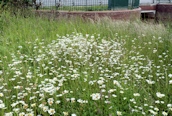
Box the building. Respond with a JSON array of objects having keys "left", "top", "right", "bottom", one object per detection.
[{"left": 140, "top": 0, "right": 172, "bottom": 21}]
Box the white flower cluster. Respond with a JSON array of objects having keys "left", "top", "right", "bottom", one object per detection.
[
  {"left": 1, "top": 32, "right": 172, "bottom": 115},
  {"left": 156, "top": 92, "right": 165, "bottom": 98},
  {"left": 90, "top": 93, "right": 101, "bottom": 100}
]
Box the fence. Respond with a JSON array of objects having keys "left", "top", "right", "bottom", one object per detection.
[
  {"left": 37, "top": 0, "right": 108, "bottom": 11},
  {"left": 157, "top": 0, "right": 172, "bottom": 3},
  {"left": 140, "top": 0, "right": 172, "bottom": 4},
  {"left": 108, "top": 0, "right": 140, "bottom": 9},
  {"left": 36, "top": 0, "right": 140, "bottom": 11}
]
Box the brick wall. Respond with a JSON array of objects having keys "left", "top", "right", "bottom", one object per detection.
[
  {"left": 156, "top": 4, "right": 172, "bottom": 21},
  {"left": 36, "top": 8, "right": 141, "bottom": 21}
]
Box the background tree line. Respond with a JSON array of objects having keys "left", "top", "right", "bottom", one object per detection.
[{"left": 0, "top": 0, "right": 41, "bottom": 10}]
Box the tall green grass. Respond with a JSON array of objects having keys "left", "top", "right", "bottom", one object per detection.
[
  {"left": 0, "top": 12, "right": 172, "bottom": 116},
  {"left": 0, "top": 13, "right": 168, "bottom": 54}
]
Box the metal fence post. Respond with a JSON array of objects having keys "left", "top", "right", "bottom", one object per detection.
[
  {"left": 108, "top": 0, "right": 112, "bottom": 10},
  {"left": 128, "top": 0, "right": 132, "bottom": 9},
  {"left": 86, "top": 0, "right": 87, "bottom": 10},
  {"left": 132, "top": 0, "right": 134, "bottom": 9},
  {"left": 55, "top": 0, "right": 56, "bottom": 10}
]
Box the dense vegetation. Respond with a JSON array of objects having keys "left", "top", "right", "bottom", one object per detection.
[{"left": 0, "top": 10, "right": 172, "bottom": 116}]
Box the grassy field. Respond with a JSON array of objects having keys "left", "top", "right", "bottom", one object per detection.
[{"left": 0, "top": 11, "right": 172, "bottom": 116}]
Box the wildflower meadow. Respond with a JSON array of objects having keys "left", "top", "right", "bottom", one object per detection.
[{"left": 0, "top": 12, "right": 172, "bottom": 116}]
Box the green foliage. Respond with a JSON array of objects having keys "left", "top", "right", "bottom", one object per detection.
[
  {"left": 0, "top": 0, "right": 9, "bottom": 5},
  {"left": 57, "top": 5, "right": 108, "bottom": 11}
]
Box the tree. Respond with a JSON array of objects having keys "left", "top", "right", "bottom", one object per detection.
[{"left": 0, "top": 0, "right": 41, "bottom": 10}]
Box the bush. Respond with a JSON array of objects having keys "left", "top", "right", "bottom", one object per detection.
[{"left": 1, "top": 0, "right": 41, "bottom": 11}]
